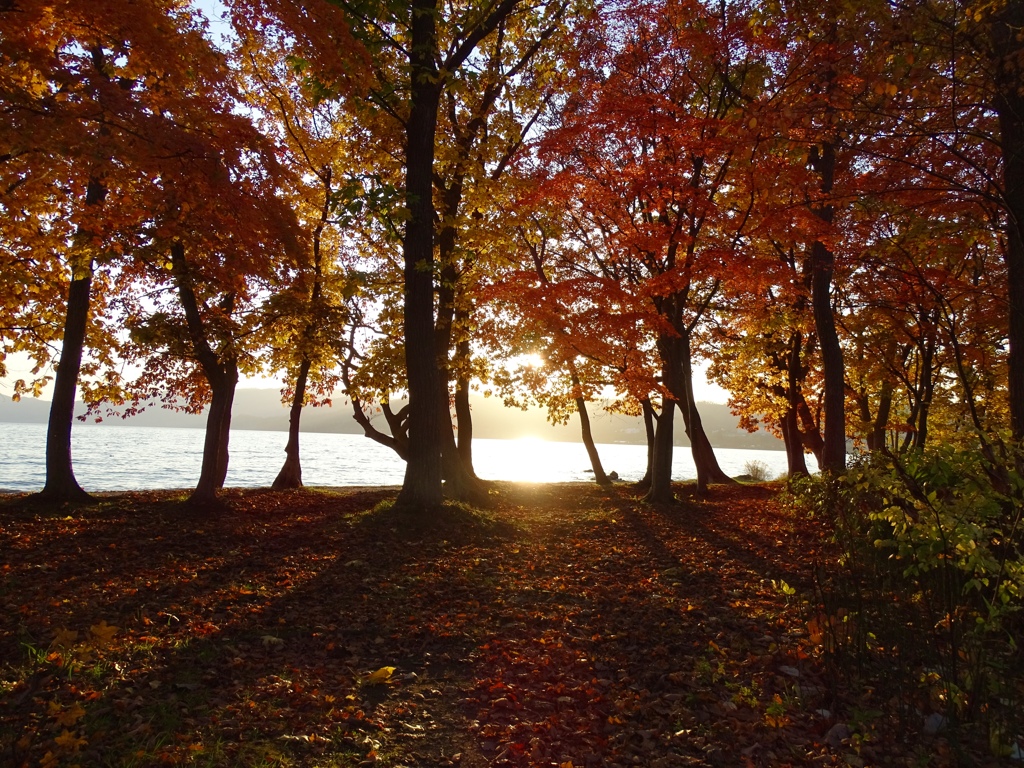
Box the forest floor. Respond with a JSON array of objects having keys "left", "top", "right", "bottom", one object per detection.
[{"left": 0, "top": 482, "right": 1006, "bottom": 767}]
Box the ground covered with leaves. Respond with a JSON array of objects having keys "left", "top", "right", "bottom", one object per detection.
[{"left": 0, "top": 482, "right": 1009, "bottom": 767}]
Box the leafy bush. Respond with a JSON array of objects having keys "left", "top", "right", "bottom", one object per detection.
[
  {"left": 743, "top": 459, "right": 773, "bottom": 482},
  {"left": 790, "top": 443, "right": 1024, "bottom": 755}
]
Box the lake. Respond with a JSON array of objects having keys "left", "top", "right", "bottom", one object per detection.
[{"left": 0, "top": 422, "right": 792, "bottom": 493}]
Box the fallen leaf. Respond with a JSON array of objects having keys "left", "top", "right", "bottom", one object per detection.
[
  {"left": 51, "top": 628, "right": 78, "bottom": 649},
  {"left": 54, "top": 729, "right": 87, "bottom": 752},
  {"left": 363, "top": 666, "right": 396, "bottom": 685},
  {"left": 88, "top": 621, "right": 117, "bottom": 646}
]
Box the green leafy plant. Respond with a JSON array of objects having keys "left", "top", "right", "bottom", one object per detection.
[{"left": 791, "top": 442, "right": 1024, "bottom": 754}]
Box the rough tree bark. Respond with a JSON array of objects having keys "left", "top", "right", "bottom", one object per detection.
[
  {"left": 394, "top": 0, "right": 446, "bottom": 511},
  {"left": 37, "top": 178, "right": 107, "bottom": 503},
  {"left": 990, "top": 4, "right": 1024, "bottom": 440},
  {"left": 170, "top": 241, "right": 239, "bottom": 506},
  {"left": 808, "top": 140, "right": 846, "bottom": 472},
  {"left": 569, "top": 364, "right": 610, "bottom": 485},
  {"left": 675, "top": 331, "right": 735, "bottom": 492},
  {"left": 273, "top": 357, "right": 311, "bottom": 490},
  {"left": 646, "top": 333, "right": 680, "bottom": 504}
]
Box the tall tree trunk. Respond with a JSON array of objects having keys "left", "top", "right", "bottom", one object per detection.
[
  {"left": 635, "top": 398, "right": 656, "bottom": 491},
  {"left": 454, "top": 338, "right": 476, "bottom": 475},
  {"left": 865, "top": 381, "right": 893, "bottom": 452},
  {"left": 809, "top": 140, "right": 846, "bottom": 472},
  {"left": 795, "top": 394, "right": 825, "bottom": 467},
  {"left": 570, "top": 364, "right": 610, "bottom": 485},
  {"left": 784, "top": 332, "right": 810, "bottom": 476},
  {"left": 273, "top": 357, "right": 311, "bottom": 490},
  {"left": 646, "top": 391, "right": 675, "bottom": 503},
  {"left": 169, "top": 241, "right": 239, "bottom": 506},
  {"left": 991, "top": 4, "right": 1024, "bottom": 440},
  {"left": 435, "top": 269, "right": 482, "bottom": 500},
  {"left": 193, "top": 366, "right": 238, "bottom": 505},
  {"left": 913, "top": 351, "right": 933, "bottom": 450},
  {"left": 780, "top": 405, "right": 808, "bottom": 477},
  {"left": 675, "top": 331, "right": 735, "bottom": 490},
  {"left": 395, "top": 0, "right": 445, "bottom": 511},
  {"left": 37, "top": 178, "right": 106, "bottom": 503},
  {"left": 646, "top": 335, "right": 678, "bottom": 503},
  {"left": 40, "top": 272, "right": 93, "bottom": 502},
  {"left": 273, "top": 164, "right": 330, "bottom": 491}
]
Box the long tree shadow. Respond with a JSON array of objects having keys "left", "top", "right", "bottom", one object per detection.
[
  {"left": 1, "top": 483, "right": 834, "bottom": 768},
  {"left": 0, "top": 486, "right": 521, "bottom": 766}
]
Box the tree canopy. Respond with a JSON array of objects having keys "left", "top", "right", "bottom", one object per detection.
[{"left": 0, "top": 0, "right": 1021, "bottom": 505}]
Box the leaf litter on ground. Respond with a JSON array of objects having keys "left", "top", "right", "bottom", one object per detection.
[{"left": 0, "top": 482, "right": 1005, "bottom": 767}]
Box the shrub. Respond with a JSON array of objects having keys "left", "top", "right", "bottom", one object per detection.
[
  {"left": 743, "top": 459, "right": 772, "bottom": 482},
  {"left": 790, "top": 443, "right": 1024, "bottom": 756}
]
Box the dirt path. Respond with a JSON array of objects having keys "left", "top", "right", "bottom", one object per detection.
[{"left": 0, "top": 483, "right": 922, "bottom": 766}]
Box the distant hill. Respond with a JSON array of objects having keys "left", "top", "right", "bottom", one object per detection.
[{"left": 0, "top": 389, "right": 783, "bottom": 450}]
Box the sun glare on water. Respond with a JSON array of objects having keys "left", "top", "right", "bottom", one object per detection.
[
  {"left": 478, "top": 434, "right": 576, "bottom": 483},
  {"left": 515, "top": 434, "right": 546, "bottom": 445}
]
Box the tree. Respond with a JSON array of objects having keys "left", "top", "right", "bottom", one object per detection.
[
  {"left": 233, "top": 0, "right": 573, "bottom": 509},
  {"left": 233, "top": 21, "right": 364, "bottom": 490},
  {"left": 533, "top": 0, "right": 762, "bottom": 499},
  {"left": 0, "top": 0, "right": 270, "bottom": 501}
]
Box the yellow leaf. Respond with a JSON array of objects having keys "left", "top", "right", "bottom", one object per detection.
[
  {"left": 88, "top": 621, "right": 118, "bottom": 646},
  {"left": 363, "top": 666, "right": 396, "bottom": 685},
  {"left": 54, "top": 729, "right": 87, "bottom": 752},
  {"left": 51, "top": 628, "right": 78, "bottom": 649}
]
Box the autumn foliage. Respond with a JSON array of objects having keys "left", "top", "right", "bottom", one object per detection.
[{"left": 2, "top": 0, "right": 1023, "bottom": 760}]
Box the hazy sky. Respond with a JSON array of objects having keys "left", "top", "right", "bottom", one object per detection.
[{"left": 0, "top": 351, "right": 730, "bottom": 404}]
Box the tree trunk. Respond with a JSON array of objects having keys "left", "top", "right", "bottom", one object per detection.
[
  {"left": 273, "top": 357, "right": 311, "bottom": 490},
  {"left": 676, "top": 331, "right": 735, "bottom": 490},
  {"left": 454, "top": 342, "right": 476, "bottom": 475},
  {"left": 780, "top": 405, "right": 809, "bottom": 477},
  {"left": 646, "top": 335, "right": 678, "bottom": 503},
  {"left": 634, "top": 398, "right": 656, "bottom": 491},
  {"left": 863, "top": 381, "right": 893, "bottom": 452},
  {"left": 169, "top": 241, "right": 239, "bottom": 506},
  {"left": 914, "top": 355, "right": 933, "bottom": 450},
  {"left": 395, "top": 0, "right": 445, "bottom": 511},
  {"left": 39, "top": 271, "right": 93, "bottom": 503},
  {"left": 646, "top": 391, "right": 675, "bottom": 503},
  {"left": 795, "top": 394, "right": 825, "bottom": 467},
  {"left": 192, "top": 366, "right": 238, "bottom": 505},
  {"left": 783, "top": 332, "right": 809, "bottom": 476},
  {"left": 809, "top": 141, "right": 846, "bottom": 472},
  {"left": 570, "top": 365, "right": 610, "bottom": 485},
  {"left": 991, "top": 4, "right": 1024, "bottom": 440},
  {"left": 37, "top": 178, "right": 106, "bottom": 503}
]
